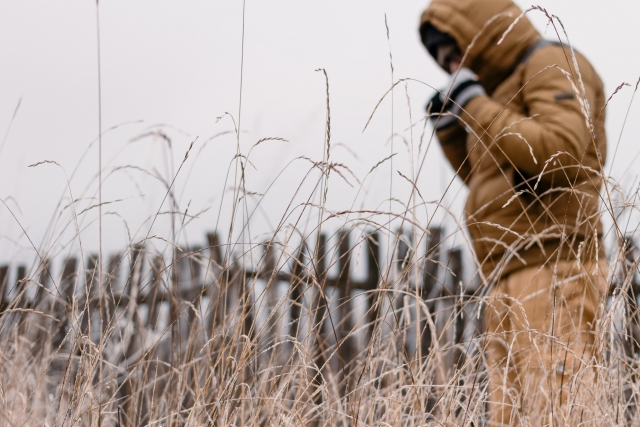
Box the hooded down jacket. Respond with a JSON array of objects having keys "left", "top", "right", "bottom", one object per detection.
[{"left": 420, "top": 0, "right": 607, "bottom": 281}]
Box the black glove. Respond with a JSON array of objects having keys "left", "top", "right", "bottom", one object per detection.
[{"left": 426, "top": 68, "right": 485, "bottom": 131}]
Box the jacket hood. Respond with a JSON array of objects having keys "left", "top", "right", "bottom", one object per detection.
[{"left": 420, "top": 0, "right": 540, "bottom": 93}]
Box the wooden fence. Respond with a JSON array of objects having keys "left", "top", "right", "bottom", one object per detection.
[
  {"left": 7, "top": 231, "right": 640, "bottom": 358},
  {"left": 0, "top": 227, "right": 480, "bottom": 358}
]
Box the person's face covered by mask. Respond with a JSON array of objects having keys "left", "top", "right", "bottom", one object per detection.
[
  {"left": 420, "top": 23, "right": 462, "bottom": 74},
  {"left": 436, "top": 43, "right": 462, "bottom": 74}
]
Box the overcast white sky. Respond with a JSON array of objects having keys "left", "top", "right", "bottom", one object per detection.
[{"left": 0, "top": 0, "right": 638, "bottom": 265}]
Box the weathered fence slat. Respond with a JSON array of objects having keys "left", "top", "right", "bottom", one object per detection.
[
  {"left": 0, "top": 266, "right": 9, "bottom": 312},
  {"left": 421, "top": 227, "right": 442, "bottom": 357},
  {"left": 36, "top": 258, "right": 52, "bottom": 307},
  {"left": 146, "top": 255, "right": 165, "bottom": 330},
  {"left": 52, "top": 257, "right": 77, "bottom": 349},
  {"left": 337, "top": 230, "right": 357, "bottom": 377}
]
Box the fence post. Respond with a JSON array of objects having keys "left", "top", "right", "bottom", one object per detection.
[
  {"left": 107, "top": 252, "right": 121, "bottom": 295},
  {"left": 336, "top": 229, "right": 356, "bottom": 385},
  {"left": 146, "top": 255, "right": 165, "bottom": 330},
  {"left": 13, "top": 265, "right": 28, "bottom": 334},
  {"left": 310, "top": 233, "right": 328, "bottom": 418},
  {"left": 207, "top": 232, "right": 223, "bottom": 273},
  {"left": 262, "top": 241, "right": 280, "bottom": 354},
  {"left": 397, "top": 229, "right": 411, "bottom": 273},
  {"left": 365, "top": 232, "right": 380, "bottom": 337},
  {"left": 170, "top": 248, "right": 180, "bottom": 357},
  {"left": 52, "top": 257, "right": 78, "bottom": 349},
  {"left": 394, "top": 229, "right": 414, "bottom": 354},
  {"left": 421, "top": 227, "right": 442, "bottom": 358},
  {"left": 84, "top": 255, "right": 98, "bottom": 299},
  {"left": 30, "top": 260, "right": 52, "bottom": 356},
  {"left": 36, "top": 258, "right": 52, "bottom": 307},
  {"left": 312, "top": 233, "right": 328, "bottom": 341},
  {"left": 99, "top": 253, "right": 121, "bottom": 334},
  {"left": 175, "top": 248, "right": 192, "bottom": 326},
  {"left": 126, "top": 245, "right": 145, "bottom": 366},
  {"left": 61, "top": 258, "right": 77, "bottom": 299},
  {"left": 187, "top": 246, "right": 203, "bottom": 326},
  {"left": 420, "top": 227, "right": 442, "bottom": 415},
  {"left": 0, "top": 266, "right": 8, "bottom": 313},
  {"left": 15, "top": 265, "right": 27, "bottom": 307},
  {"left": 288, "top": 242, "right": 308, "bottom": 341},
  {"left": 80, "top": 255, "right": 98, "bottom": 337},
  {"left": 448, "top": 249, "right": 465, "bottom": 370},
  {"left": 128, "top": 244, "right": 144, "bottom": 297},
  {"left": 205, "top": 232, "right": 223, "bottom": 337}
]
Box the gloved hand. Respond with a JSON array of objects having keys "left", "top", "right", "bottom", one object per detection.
[{"left": 426, "top": 68, "right": 485, "bottom": 131}]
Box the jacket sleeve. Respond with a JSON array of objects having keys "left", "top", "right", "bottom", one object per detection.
[
  {"left": 460, "top": 46, "right": 600, "bottom": 186},
  {"left": 436, "top": 122, "right": 472, "bottom": 184}
]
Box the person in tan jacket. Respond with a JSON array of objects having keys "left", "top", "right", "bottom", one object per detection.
[{"left": 419, "top": 0, "right": 609, "bottom": 425}]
